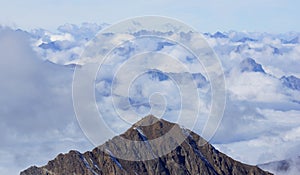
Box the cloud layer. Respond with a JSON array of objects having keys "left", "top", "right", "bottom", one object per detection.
[{"left": 1, "top": 24, "right": 300, "bottom": 174}]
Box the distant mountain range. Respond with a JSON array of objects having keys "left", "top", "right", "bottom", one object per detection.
[
  {"left": 21, "top": 116, "right": 272, "bottom": 175},
  {"left": 24, "top": 24, "right": 300, "bottom": 93}
]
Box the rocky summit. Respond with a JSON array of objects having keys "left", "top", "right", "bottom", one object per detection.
[{"left": 21, "top": 115, "right": 272, "bottom": 175}]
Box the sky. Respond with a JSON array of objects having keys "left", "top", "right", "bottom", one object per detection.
[{"left": 0, "top": 0, "right": 300, "bottom": 32}]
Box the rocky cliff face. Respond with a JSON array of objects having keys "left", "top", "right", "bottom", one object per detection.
[{"left": 21, "top": 115, "right": 272, "bottom": 175}]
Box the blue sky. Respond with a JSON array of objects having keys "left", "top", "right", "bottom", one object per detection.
[{"left": 0, "top": 0, "right": 299, "bottom": 32}]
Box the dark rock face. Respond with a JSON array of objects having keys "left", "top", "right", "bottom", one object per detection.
[{"left": 21, "top": 115, "right": 272, "bottom": 175}]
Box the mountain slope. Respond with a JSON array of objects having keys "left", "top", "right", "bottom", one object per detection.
[{"left": 20, "top": 115, "right": 272, "bottom": 175}]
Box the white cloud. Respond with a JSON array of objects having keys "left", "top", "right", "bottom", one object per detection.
[
  {"left": 1, "top": 24, "right": 300, "bottom": 174},
  {"left": 0, "top": 28, "right": 92, "bottom": 174},
  {"left": 49, "top": 33, "right": 74, "bottom": 42},
  {"left": 214, "top": 108, "right": 300, "bottom": 165},
  {"left": 227, "top": 71, "right": 287, "bottom": 102}
]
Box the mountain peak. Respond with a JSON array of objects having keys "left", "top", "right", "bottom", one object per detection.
[
  {"left": 21, "top": 116, "right": 272, "bottom": 175},
  {"left": 212, "top": 31, "right": 228, "bottom": 38},
  {"left": 121, "top": 115, "right": 176, "bottom": 141},
  {"left": 133, "top": 114, "right": 163, "bottom": 127},
  {"left": 240, "top": 57, "right": 266, "bottom": 73},
  {"left": 280, "top": 75, "right": 300, "bottom": 90}
]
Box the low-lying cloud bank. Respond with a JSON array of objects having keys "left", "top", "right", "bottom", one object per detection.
[{"left": 0, "top": 27, "right": 93, "bottom": 174}]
